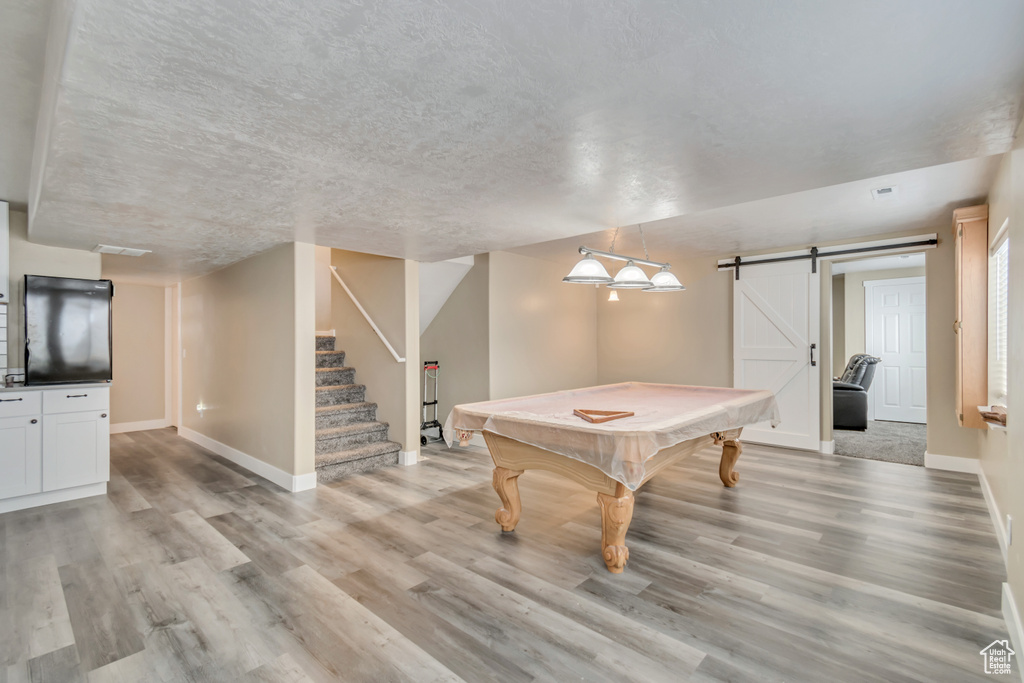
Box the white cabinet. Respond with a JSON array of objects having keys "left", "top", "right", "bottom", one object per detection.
[
  {"left": 0, "top": 415, "right": 42, "bottom": 499},
  {"left": 0, "top": 384, "right": 109, "bottom": 512},
  {"left": 43, "top": 410, "right": 109, "bottom": 491}
]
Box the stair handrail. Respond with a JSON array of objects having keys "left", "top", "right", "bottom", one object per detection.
[{"left": 329, "top": 265, "right": 406, "bottom": 363}]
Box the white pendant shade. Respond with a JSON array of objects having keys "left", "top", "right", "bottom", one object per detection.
[
  {"left": 608, "top": 290, "right": 619, "bottom": 302},
  {"left": 607, "top": 260, "right": 652, "bottom": 289},
  {"left": 644, "top": 267, "right": 686, "bottom": 292},
  {"left": 562, "top": 254, "right": 613, "bottom": 284}
]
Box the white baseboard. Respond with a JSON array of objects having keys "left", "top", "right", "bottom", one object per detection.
[
  {"left": 0, "top": 482, "right": 107, "bottom": 514},
  {"left": 980, "top": 467, "right": 1009, "bottom": 563},
  {"left": 315, "top": 329, "right": 336, "bottom": 337},
  {"left": 178, "top": 427, "right": 317, "bottom": 492},
  {"left": 820, "top": 440, "right": 835, "bottom": 454},
  {"left": 924, "top": 452, "right": 980, "bottom": 473},
  {"left": 1002, "top": 583, "right": 1024, "bottom": 683},
  {"left": 110, "top": 418, "right": 171, "bottom": 434},
  {"left": 399, "top": 449, "right": 418, "bottom": 466}
]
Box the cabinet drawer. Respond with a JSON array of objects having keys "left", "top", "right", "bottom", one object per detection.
[
  {"left": 0, "top": 391, "right": 42, "bottom": 418},
  {"left": 43, "top": 387, "right": 109, "bottom": 415}
]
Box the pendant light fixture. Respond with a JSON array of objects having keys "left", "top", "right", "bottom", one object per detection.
[
  {"left": 607, "top": 260, "right": 653, "bottom": 289},
  {"left": 608, "top": 290, "right": 619, "bottom": 302},
  {"left": 644, "top": 266, "right": 686, "bottom": 292},
  {"left": 561, "top": 253, "right": 613, "bottom": 284},
  {"left": 562, "top": 224, "right": 685, "bottom": 294}
]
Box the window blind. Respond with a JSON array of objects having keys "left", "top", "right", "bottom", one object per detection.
[{"left": 991, "top": 238, "right": 1009, "bottom": 402}]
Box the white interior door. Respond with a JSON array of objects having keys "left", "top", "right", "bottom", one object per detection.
[
  {"left": 865, "top": 277, "right": 927, "bottom": 423},
  {"left": 733, "top": 260, "right": 820, "bottom": 450}
]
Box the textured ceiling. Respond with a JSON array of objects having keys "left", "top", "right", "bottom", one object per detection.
[
  {"left": 509, "top": 155, "right": 1002, "bottom": 265},
  {"left": 13, "top": 0, "right": 1024, "bottom": 282}
]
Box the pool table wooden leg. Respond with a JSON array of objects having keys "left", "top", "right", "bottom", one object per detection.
[
  {"left": 597, "top": 483, "right": 634, "bottom": 573},
  {"left": 713, "top": 431, "right": 743, "bottom": 487},
  {"left": 492, "top": 466, "right": 524, "bottom": 531}
]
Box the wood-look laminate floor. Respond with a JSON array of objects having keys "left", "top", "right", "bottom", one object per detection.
[{"left": 0, "top": 428, "right": 1007, "bottom": 682}]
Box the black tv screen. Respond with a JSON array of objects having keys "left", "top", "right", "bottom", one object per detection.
[{"left": 24, "top": 275, "right": 113, "bottom": 385}]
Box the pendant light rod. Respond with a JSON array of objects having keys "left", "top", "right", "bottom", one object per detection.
[{"left": 578, "top": 246, "right": 670, "bottom": 270}]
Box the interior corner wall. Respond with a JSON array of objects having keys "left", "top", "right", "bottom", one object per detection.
[
  {"left": 832, "top": 274, "right": 846, "bottom": 376},
  {"left": 488, "top": 252, "right": 597, "bottom": 400},
  {"left": 596, "top": 255, "right": 732, "bottom": 388},
  {"left": 109, "top": 282, "right": 166, "bottom": 426},
  {"left": 6, "top": 209, "right": 101, "bottom": 363},
  {"left": 420, "top": 254, "right": 490, "bottom": 422},
  {"left": 292, "top": 243, "right": 317, "bottom": 476},
  {"left": 330, "top": 249, "right": 417, "bottom": 451},
  {"left": 979, "top": 130, "right": 1024, "bottom": 619},
  {"left": 923, "top": 237, "right": 979, "bottom": 461},
  {"left": 181, "top": 243, "right": 313, "bottom": 480}
]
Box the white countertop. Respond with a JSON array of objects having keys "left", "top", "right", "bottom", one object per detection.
[{"left": 0, "top": 382, "right": 111, "bottom": 393}]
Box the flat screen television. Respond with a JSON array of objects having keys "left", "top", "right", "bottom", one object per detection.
[{"left": 24, "top": 275, "right": 113, "bottom": 385}]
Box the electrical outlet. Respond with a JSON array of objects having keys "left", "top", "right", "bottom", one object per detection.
[{"left": 1007, "top": 514, "right": 1013, "bottom": 546}]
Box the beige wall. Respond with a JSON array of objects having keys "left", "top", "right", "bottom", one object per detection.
[
  {"left": 6, "top": 209, "right": 102, "bottom": 363},
  {"left": 979, "top": 133, "right": 1024, "bottom": 622},
  {"left": 315, "top": 245, "right": 332, "bottom": 330},
  {"left": 832, "top": 274, "right": 846, "bottom": 376},
  {"left": 182, "top": 243, "right": 315, "bottom": 477},
  {"left": 842, "top": 265, "right": 926, "bottom": 359},
  {"left": 420, "top": 254, "right": 490, "bottom": 421},
  {"left": 597, "top": 255, "right": 732, "bottom": 387},
  {"left": 923, "top": 237, "right": 978, "bottom": 460},
  {"left": 488, "top": 251, "right": 597, "bottom": 400},
  {"left": 331, "top": 249, "right": 419, "bottom": 451},
  {"left": 109, "top": 282, "right": 165, "bottom": 425}
]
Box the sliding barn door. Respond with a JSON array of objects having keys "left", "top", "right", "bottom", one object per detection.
[{"left": 733, "top": 260, "right": 821, "bottom": 450}]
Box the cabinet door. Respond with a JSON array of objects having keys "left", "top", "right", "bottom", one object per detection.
[
  {"left": 43, "top": 411, "right": 110, "bottom": 491},
  {"left": 0, "top": 415, "right": 43, "bottom": 499}
]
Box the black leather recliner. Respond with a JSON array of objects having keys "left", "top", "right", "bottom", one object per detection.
[{"left": 833, "top": 354, "right": 882, "bottom": 431}]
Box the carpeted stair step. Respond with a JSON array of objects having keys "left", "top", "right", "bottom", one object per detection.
[
  {"left": 316, "top": 351, "right": 346, "bottom": 368},
  {"left": 315, "top": 336, "right": 336, "bottom": 352},
  {"left": 315, "top": 441, "right": 402, "bottom": 482},
  {"left": 315, "top": 402, "right": 378, "bottom": 430},
  {"left": 316, "top": 383, "right": 366, "bottom": 406},
  {"left": 315, "top": 421, "right": 390, "bottom": 454},
  {"left": 315, "top": 366, "right": 356, "bottom": 386}
]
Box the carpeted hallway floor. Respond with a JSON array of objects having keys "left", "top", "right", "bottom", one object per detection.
[{"left": 834, "top": 419, "right": 927, "bottom": 466}]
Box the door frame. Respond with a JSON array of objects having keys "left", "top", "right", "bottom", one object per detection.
[{"left": 864, "top": 276, "right": 927, "bottom": 423}]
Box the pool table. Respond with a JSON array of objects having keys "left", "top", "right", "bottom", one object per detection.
[{"left": 445, "top": 382, "right": 780, "bottom": 573}]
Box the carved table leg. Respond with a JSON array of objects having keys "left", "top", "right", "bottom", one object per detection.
[
  {"left": 597, "top": 483, "right": 635, "bottom": 573},
  {"left": 492, "top": 466, "right": 524, "bottom": 531},
  {"left": 712, "top": 431, "right": 743, "bottom": 488}
]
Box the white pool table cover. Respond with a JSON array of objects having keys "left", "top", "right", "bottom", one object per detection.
[{"left": 445, "top": 382, "right": 780, "bottom": 490}]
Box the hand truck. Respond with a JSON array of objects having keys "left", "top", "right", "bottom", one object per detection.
[{"left": 420, "top": 361, "right": 443, "bottom": 446}]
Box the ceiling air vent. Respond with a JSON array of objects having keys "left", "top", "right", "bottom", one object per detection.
[
  {"left": 870, "top": 185, "right": 899, "bottom": 200},
  {"left": 93, "top": 244, "right": 152, "bottom": 256}
]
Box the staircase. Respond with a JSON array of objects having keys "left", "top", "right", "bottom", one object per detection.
[{"left": 315, "top": 335, "right": 401, "bottom": 482}]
